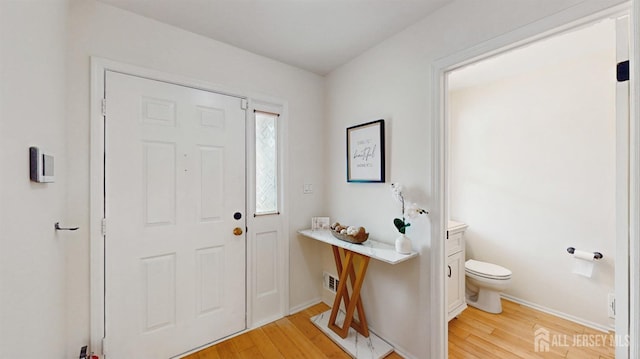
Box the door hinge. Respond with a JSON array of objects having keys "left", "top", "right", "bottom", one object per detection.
[
  {"left": 241, "top": 98, "right": 248, "bottom": 110},
  {"left": 617, "top": 60, "right": 630, "bottom": 82},
  {"left": 101, "top": 218, "right": 107, "bottom": 236},
  {"left": 101, "top": 98, "right": 107, "bottom": 116},
  {"left": 608, "top": 293, "right": 616, "bottom": 318}
]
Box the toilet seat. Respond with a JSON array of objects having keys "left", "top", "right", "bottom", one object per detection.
[{"left": 465, "top": 259, "right": 511, "bottom": 280}]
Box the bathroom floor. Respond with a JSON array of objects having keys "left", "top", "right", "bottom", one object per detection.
[{"left": 449, "top": 299, "right": 615, "bottom": 358}]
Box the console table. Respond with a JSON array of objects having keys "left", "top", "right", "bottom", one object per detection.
[{"left": 298, "top": 229, "right": 418, "bottom": 359}]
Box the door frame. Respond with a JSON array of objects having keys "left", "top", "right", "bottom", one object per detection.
[
  {"left": 429, "top": 3, "right": 637, "bottom": 358},
  {"left": 89, "top": 57, "right": 290, "bottom": 355}
]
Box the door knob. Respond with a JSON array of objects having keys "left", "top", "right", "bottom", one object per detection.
[{"left": 233, "top": 227, "right": 243, "bottom": 236}]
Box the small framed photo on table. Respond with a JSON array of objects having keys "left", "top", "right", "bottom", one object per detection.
[
  {"left": 347, "top": 119, "right": 385, "bottom": 183},
  {"left": 312, "top": 217, "right": 330, "bottom": 230}
]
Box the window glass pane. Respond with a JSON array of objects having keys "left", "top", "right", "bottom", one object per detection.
[{"left": 255, "top": 112, "right": 278, "bottom": 215}]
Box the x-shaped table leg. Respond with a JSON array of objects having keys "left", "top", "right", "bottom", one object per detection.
[{"left": 328, "top": 246, "right": 370, "bottom": 339}]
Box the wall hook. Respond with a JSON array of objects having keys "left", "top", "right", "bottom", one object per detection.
[{"left": 55, "top": 222, "right": 79, "bottom": 231}]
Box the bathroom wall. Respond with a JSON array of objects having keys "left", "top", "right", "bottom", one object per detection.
[{"left": 449, "top": 20, "right": 616, "bottom": 329}]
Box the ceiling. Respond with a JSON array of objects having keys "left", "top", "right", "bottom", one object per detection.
[{"left": 98, "top": 0, "right": 451, "bottom": 75}]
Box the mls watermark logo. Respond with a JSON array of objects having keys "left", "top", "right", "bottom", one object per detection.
[
  {"left": 534, "top": 325, "right": 629, "bottom": 352},
  {"left": 534, "top": 327, "right": 550, "bottom": 352}
]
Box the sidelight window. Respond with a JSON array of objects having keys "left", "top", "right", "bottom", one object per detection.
[{"left": 254, "top": 110, "right": 279, "bottom": 215}]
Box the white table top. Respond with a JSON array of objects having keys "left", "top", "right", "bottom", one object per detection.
[{"left": 298, "top": 229, "right": 418, "bottom": 265}]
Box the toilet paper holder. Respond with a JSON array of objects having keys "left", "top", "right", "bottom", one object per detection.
[{"left": 567, "top": 247, "right": 603, "bottom": 260}]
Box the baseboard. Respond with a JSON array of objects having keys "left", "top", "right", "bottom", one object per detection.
[
  {"left": 387, "top": 342, "right": 418, "bottom": 359},
  {"left": 363, "top": 323, "right": 422, "bottom": 359},
  {"left": 501, "top": 294, "right": 613, "bottom": 333},
  {"left": 288, "top": 297, "right": 323, "bottom": 315}
]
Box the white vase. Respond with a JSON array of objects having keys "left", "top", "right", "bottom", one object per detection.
[{"left": 395, "top": 234, "right": 412, "bottom": 254}]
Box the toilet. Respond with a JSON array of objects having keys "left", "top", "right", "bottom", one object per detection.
[{"left": 465, "top": 259, "right": 512, "bottom": 314}]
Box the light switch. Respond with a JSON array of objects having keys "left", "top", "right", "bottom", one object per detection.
[{"left": 303, "top": 183, "right": 313, "bottom": 194}]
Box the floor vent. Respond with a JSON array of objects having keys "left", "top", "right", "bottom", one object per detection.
[{"left": 323, "top": 272, "right": 339, "bottom": 293}]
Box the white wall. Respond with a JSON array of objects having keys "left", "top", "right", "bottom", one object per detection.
[
  {"left": 449, "top": 23, "right": 616, "bottom": 329},
  {"left": 0, "top": 1, "right": 69, "bottom": 357},
  {"left": 65, "top": 0, "right": 326, "bottom": 354},
  {"left": 324, "top": 0, "right": 624, "bottom": 357}
]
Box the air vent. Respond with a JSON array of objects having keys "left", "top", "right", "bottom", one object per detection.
[{"left": 323, "top": 272, "right": 339, "bottom": 293}]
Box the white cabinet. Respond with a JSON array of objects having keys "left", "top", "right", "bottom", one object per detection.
[
  {"left": 447, "top": 221, "right": 468, "bottom": 321},
  {"left": 447, "top": 251, "right": 465, "bottom": 317}
]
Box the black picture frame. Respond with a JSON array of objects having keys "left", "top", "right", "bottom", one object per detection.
[{"left": 346, "top": 119, "right": 385, "bottom": 183}]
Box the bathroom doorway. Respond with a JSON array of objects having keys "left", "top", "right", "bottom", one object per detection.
[{"left": 441, "top": 10, "right": 631, "bottom": 358}]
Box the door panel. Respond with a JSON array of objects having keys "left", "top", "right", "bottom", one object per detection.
[
  {"left": 143, "top": 141, "right": 177, "bottom": 225},
  {"left": 255, "top": 230, "right": 278, "bottom": 297},
  {"left": 195, "top": 246, "right": 224, "bottom": 315},
  {"left": 105, "top": 71, "right": 246, "bottom": 358},
  {"left": 198, "top": 146, "right": 224, "bottom": 221},
  {"left": 141, "top": 253, "right": 176, "bottom": 332}
]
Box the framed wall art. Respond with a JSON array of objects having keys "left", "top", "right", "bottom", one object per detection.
[{"left": 346, "top": 119, "right": 385, "bottom": 183}]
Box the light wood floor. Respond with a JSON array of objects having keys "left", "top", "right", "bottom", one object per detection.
[
  {"left": 184, "top": 299, "right": 614, "bottom": 359},
  {"left": 449, "top": 299, "right": 615, "bottom": 358},
  {"left": 183, "top": 302, "right": 403, "bottom": 359}
]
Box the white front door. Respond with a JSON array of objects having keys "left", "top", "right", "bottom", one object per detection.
[{"left": 104, "top": 71, "right": 246, "bottom": 358}]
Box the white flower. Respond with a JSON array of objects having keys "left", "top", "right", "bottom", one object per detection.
[
  {"left": 405, "top": 203, "right": 428, "bottom": 219},
  {"left": 390, "top": 183, "right": 404, "bottom": 203},
  {"left": 405, "top": 203, "right": 419, "bottom": 219},
  {"left": 389, "top": 183, "right": 428, "bottom": 234}
]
